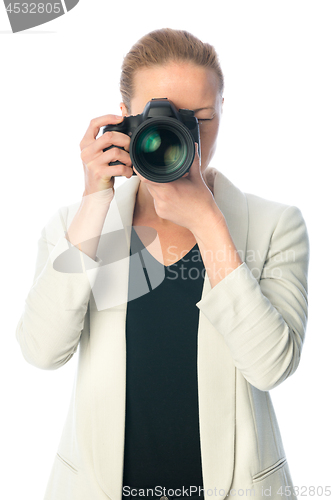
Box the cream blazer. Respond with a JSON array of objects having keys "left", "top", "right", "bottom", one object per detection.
[{"left": 16, "top": 168, "right": 309, "bottom": 500}]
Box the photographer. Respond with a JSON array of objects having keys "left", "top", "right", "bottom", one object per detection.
[{"left": 16, "top": 29, "right": 309, "bottom": 500}]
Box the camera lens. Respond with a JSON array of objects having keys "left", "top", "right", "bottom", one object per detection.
[
  {"left": 130, "top": 118, "right": 195, "bottom": 183},
  {"left": 139, "top": 127, "right": 186, "bottom": 171}
]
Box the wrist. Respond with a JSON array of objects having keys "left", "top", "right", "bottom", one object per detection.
[
  {"left": 82, "top": 187, "right": 115, "bottom": 207},
  {"left": 191, "top": 203, "right": 227, "bottom": 240}
]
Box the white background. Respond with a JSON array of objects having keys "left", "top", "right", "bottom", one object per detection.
[{"left": 1, "top": 0, "right": 332, "bottom": 498}]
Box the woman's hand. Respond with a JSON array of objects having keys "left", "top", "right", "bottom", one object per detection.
[
  {"left": 79, "top": 114, "right": 133, "bottom": 197},
  {"left": 65, "top": 114, "right": 134, "bottom": 259},
  {"left": 135, "top": 145, "right": 224, "bottom": 234}
]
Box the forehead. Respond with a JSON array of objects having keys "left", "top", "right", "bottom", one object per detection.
[{"left": 131, "top": 62, "right": 220, "bottom": 112}]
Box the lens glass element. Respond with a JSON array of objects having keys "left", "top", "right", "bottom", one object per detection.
[
  {"left": 142, "top": 131, "right": 161, "bottom": 154},
  {"left": 137, "top": 125, "right": 187, "bottom": 173}
]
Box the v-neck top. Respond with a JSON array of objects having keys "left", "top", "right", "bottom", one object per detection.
[{"left": 122, "top": 227, "right": 205, "bottom": 494}]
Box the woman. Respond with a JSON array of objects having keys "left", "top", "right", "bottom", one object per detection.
[{"left": 16, "top": 29, "right": 309, "bottom": 500}]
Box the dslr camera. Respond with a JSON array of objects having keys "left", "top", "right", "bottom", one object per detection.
[{"left": 102, "top": 98, "right": 200, "bottom": 183}]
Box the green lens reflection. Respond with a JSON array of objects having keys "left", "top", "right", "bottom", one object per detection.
[
  {"left": 164, "top": 145, "right": 181, "bottom": 165},
  {"left": 142, "top": 132, "right": 162, "bottom": 153}
]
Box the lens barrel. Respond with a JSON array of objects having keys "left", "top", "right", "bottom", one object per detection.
[{"left": 130, "top": 117, "right": 196, "bottom": 183}]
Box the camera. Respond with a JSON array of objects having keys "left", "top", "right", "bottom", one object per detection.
[{"left": 102, "top": 98, "right": 200, "bottom": 183}]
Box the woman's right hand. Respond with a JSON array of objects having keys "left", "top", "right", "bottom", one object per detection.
[{"left": 79, "top": 114, "right": 133, "bottom": 196}]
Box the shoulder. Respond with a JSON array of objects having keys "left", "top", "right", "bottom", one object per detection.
[
  {"left": 210, "top": 168, "right": 309, "bottom": 261},
  {"left": 210, "top": 167, "right": 306, "bottom": 232},
  {"left": 242, "top": 192, "right": 309, "bottom": 274},
  {"left": 244, "top": 191, "right": 307, "bottom": 234},
  {"left": 40, "top": 200, "right": 81, "bottom": 244},
  {"left": 245, "top": 191, "right": 291, "bottom": 223}
]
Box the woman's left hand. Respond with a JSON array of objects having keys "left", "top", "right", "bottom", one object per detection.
[{"left": 134, "top": 145, "right": 223, "bottom": 234}]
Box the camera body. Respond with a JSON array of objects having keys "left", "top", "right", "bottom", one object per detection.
[{"left": 102, "top": 98, "right": 200, "bottom": 183}]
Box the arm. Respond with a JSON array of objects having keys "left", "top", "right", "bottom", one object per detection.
[
  {"left": 195, "top": 205, "right": 309, "bottom": 391},
  {"left": 15, "top": 206, "right": 102, "bottom": 370},
  {"left": 191, "top": 208, "right": 243, "bottom": 287},
  {"left": 16, "top": 113, "right": 134, "bottom": 370}
]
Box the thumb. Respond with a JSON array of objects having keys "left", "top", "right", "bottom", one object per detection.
[{"left": 188, "top": 143, "right": 202, "bottom": 179}]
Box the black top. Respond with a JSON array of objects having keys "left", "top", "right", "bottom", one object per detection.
[{"left": 122, "top": 227, "right": 205, "bottom": 494}]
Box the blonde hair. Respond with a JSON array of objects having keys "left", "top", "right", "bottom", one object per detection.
[{"left": 120, "top": 28, "right": 224, "bottom": 113}]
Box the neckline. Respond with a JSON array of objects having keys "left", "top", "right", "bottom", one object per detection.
[
  {"left": 130, "top": 227, "right": 199, "bottom": 269},
  {"left": 163, "top": 243, "right": 199, "bottom": 269}
]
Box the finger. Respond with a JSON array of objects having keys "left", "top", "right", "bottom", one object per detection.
[
  {"left": 195, "top": 142, "right": 201, "bottom": 163},
  {"left": 87, "top": 131, "right": 131, "bottom": 158},
  {"left": 187, "top": 144, "right": 202, "bottom": 178},
  {"left": 100, "top": 163, "right": 134, "bottom": 180},
  {"left": 97, "top": 146, "right": 133, "bottom": 168},
  {"left": 192, "top": 143, "right": 201, "bottom": 169},
  {"left": 80, "top": 114, "right": 124, "bottom": 150}
]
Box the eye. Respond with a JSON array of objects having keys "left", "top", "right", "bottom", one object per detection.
[
  {"left": 195, "top": 113, "right": 215, "bottom": 123},
  {"left": 197, "top": 118, "right": 213, "bottom": 126},
  {"left": 194, "top": 109, "right": 216, "bottom": 125}
]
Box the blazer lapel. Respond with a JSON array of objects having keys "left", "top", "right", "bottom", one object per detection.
[
  {"left": 88, "top": 170, "right": 248, "bottom": 500},
  {"left": 88, "top": 176, "right": 141, "bottom": 500}
]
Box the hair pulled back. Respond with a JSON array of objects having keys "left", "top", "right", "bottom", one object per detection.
[{"left": 120, "top": 28, "right": 224, "bottom": 113}]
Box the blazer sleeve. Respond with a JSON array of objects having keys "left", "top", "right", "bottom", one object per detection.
[
  {"left": 15, "top": 206, "right": 102, "bottom": 370},
  {"left": 196, "top": 204, "right": 310, "bottom": 391}
]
